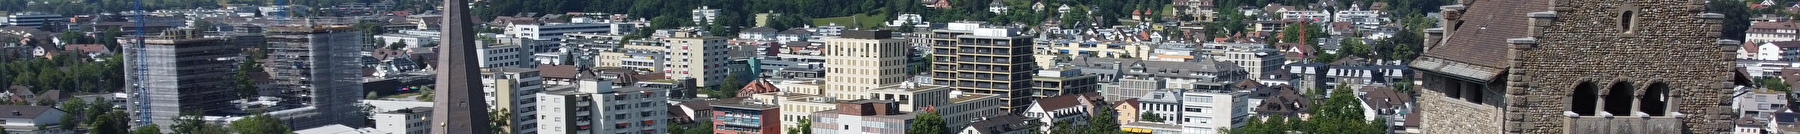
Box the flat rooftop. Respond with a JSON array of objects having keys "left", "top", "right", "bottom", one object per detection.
[{"left": 948, "top": 93, "right": 997, "bottom": 103}]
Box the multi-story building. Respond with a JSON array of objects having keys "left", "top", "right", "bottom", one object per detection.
[
  {"left": 536, "top": 78, "right": 669, "bottom": 134},
  {"left": 808, "top": 100, "right": 916, "bottom": 134},
  {"left": 508, "top": 23, "right": 614, "bottom": 40},
  {"left": 121, "top": 30, "right": 243, "bottom": 130},
  {"left": 823, "top": 30, "right": 913, "bottom": 99},
  {"left": 1734, "top": 88, "right": 1789, "bottom": 116},
  {"left": 1101, "top": 77, "right": 1168, "bottom": 101},
  {"left": 1067, "top": 57, "right": 1247, "bottom": 89},
  {"left": 746, "top": 92, "right": 838, "bottom": 133},
  {"left": 939, "top": 91, "right": 1003, "bottom": 130},
  {"left": 864, "top": 83, "right": 951, "bottom": 112},
  {"left": 1031, "top": 68, "right": 1100, "bottom": 98},
  {"left": 1748, "top": 21, "right": 1800, "bottom": 43},
  {"left": 1134, "top": 89, "right": 1183, "bottom": 124},
  {"left": 481, "top": 67, "right": 544, "bottom": 134},
  {"left": 712, "top": 100, "right": 781, "bottom": 134},
  {"left": 929, "top": 22, "right": 1038, "bottom": 112},
  {"left": 478, "top": 38, "right": 534, "bottom": 68},
  {"left": 373, "top": 107, "right": 431, "bottom": 134},
  {"left": 1202, "top": 43, "right": 1286, "bottom": 79},
  {"left": 1176, "top": 89, "right": 1249, "bottom": 134},
  {"left": 664, "top": 30, "right": 730, "bottom": 87},
  {"left": 1280, "top": 10, "right": 1330, "bottom": 21},
  {"left": 593, "top": 39, "right": 669, "bottom": 71},
  {"left": 263, "top": 26, "right": 364, "bottom": 128},
  {"left": 4, "top": 12, "right": 61, "bottom": 27},
  {"left": 692, "top": 6, "right": 720, "bottom": 25}
]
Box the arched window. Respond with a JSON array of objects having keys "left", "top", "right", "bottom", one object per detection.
[
  {"left": 1604, "top": 82, "right": 1635, "bottom": 115},
  {"left": 1640, "top": 82, "right": 1671, "bottom": 116},
  {"left": 1571, "top": 82, "right": 1601, "bottom": 116}
]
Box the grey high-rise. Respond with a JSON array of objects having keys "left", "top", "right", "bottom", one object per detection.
[
  {"left": 266, "top": 26, "right": 365, "bottom": 128},
  {"left": 432, "top": 0, "right": 494, "bottom": 132},
  {"left": 123, "top": 30, "right": 242, "bottom": 130}
]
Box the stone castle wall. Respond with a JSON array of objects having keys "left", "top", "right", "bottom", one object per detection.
[{"left": 1507, "top": 0, "right": 1732, "bottom": 133}]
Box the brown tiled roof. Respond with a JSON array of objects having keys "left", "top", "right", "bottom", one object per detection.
[
  {"left": 61, "top": 44, "right": 109, "bottom": 54},
  {"left": 1420, "top": 0, "right": 1551, "bottom": 69},
  {"left": 1358, "top": 86, "right": 1410, "bottom": 114},
  {"left": 1773, "top": 41, "right": 1800, "bottom": 48},
  {"left": 737, "top": 78, "right": 780, "bottom": 97},
  {"left": 1115, "top": 98, "right": 1140, "bottom": 109},
  {"left": 539, "top": 64, "right": 582, "bottom": 79},
  {"left": 1035, "top": 93, "right": 1089, "bottom": 110}
]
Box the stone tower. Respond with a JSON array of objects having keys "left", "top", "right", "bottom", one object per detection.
[
  {"left": 1410, "top": 0, "right": 1736, "bottom": 133},
  {"left": 431, "top": 0, "right": 494, "bottom": 132}
]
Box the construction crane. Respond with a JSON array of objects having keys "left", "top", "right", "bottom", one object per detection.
[{"left": 130, "top": 0, "right": 150, "bottom": 126}]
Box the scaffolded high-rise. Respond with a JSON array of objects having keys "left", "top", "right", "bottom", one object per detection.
[
  {"left": 265, "top": 25, "right": 366, "bottom": 128},
  {"left": 122, "top": 30, "right": 243, "bottom": 130}
]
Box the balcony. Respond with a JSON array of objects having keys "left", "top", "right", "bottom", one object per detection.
[{"left": 1564, "top": 115, "right": 1682, "bottom": 133}]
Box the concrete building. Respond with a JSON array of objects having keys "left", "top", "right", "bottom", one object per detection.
[
  {"left": 373, "top": 107, "right": 431, "bottom": 134},
  {"left": 1410, "top": 0, "right": 1738, "bottom": 133},
  {"left": 1176, "top": 89, "right": 1248, "bottom": 134},
  {"left": 4, "top": 13, "right": 61, "bottom": 27},
  {"left": 596, "top": 39, "right": 668, "bottom": 71},
  {"left": 928, "top": 22, "right": 1038, "bottom": 112},
  {"left": 1101, "top": 77, "right": 1168, "bottom": 101},
  {"left": 481, "top": 67, "right": 544, "bottom": 134},
  {"left": 938, "top": 91, "right": 1004, "bottom": 130},
  {"left": 1067, "top": 57, "right": 1247, "bottom": 89},
  {"left": 1201, "top": 43, "right": 1286, "bottom": 79},
  {"left": 508, "top": 23, "right": 614, "bottom": 40},
  {"left": 746, "top": 92, "right": 839, "bottom": 133},
  {"left": 536, "top": 79, "right": 669, "bottom": 134},
  {"left": 478, "top": 38, "right": 534, "bottom": 68},
  {"left": 664, "top": 30, "right": 730, "bottom": 87},
  {"left": 1734, "top": 88, "right": 1789, "bottom": 116},
  {"left": 262, "top": 26, "right": 365, "bottom": 128},
  {"left": 0, "top": 105, "right": 66, "bottom": 134},
  {"left": 808, "top": 100, "right": 916, "bottom": 134},
  {"left": 712, "top": 100, "right": 781, "bottom": 134},
  {"left": 121, "top": 31, "right": 243, "bottom": 129},
  {"left": 693, "top": 6, "right": 720, "bottom": 25},
  {"left": 1748, "top": 21, "right": 1800, "bottom": 43},
  {"left": 822, "top": 30, "right": 912, "bottom": 99},
  {"left": 1031, "top": 68, "right": 1100, "bottom": 98}
]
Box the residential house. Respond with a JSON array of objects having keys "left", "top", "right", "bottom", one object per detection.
[{"left": 0, "top": 105, "right": 66, "bottom": 134}]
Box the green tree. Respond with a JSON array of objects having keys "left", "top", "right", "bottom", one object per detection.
[
  {"left": 58, "top": 98, "right": 88, "bottom": 130},
  {"left": 1710, "top": 0, "right": 1751, "bottom": 41},
  {"left": 1341, "top": 37, "right": 1370, "bottom": 59},
  {"left": 388, "top": 41, "right": 408, "bottom": 50},
  {"left": 229, "top": 114, "right": 291, "bottom": 134},
  {"left": 1084, "top": 107, "right": 1122, "bottom": 134},
  {"left": 787, "top": 118, "right": 811, "bottom": 134},
  {"left": 907, "top": 111, "right": 946, "bottom": 134},
  {"left": 1140, "top": 111, "right": 1165, "bottom": 122},
  {"left": 59, "top": 31, "right": 85, "bottom": 45},
  {"left": 130, "top": 124, "right": 161, "bottom": 134},
  {"left": 89, "top": 111, "right": 130, "bottom": 134},
  {"left": 491, "top": 108, "right": 512, "bottom": 134}
]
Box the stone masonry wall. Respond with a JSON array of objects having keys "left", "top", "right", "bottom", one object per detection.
[{"left": 1508, "top": 0, "right": 1732, "bottom": 133}]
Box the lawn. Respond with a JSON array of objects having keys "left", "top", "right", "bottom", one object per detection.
[{"left": 812, "top": 12, "right": 890, "bottom": 29}]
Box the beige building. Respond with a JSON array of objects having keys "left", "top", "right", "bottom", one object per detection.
[
  {"left": 748, "top": 92, "right": 842, "bottom": 134},
  {"left": 596, "top": 39, "right": 668, "bottom": 71},
  {"left": 866, "top": 83, "right": 952, "bottom": 112},
  {"left": 822, "top": 30, "right": 913, "bottom": 99},
  {"left": 480, "top": 67, "right": 543, "bottom": 134},
  {"left": 664, "top": 30, "right": 730, "bottom": 87}
]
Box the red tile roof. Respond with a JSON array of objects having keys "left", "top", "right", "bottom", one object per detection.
[
  {"left": 61, "top": 44, "right": 108, "bottom": 53},
  {"left": 737, "top": 78, "right": 779, "bottom": 98}
]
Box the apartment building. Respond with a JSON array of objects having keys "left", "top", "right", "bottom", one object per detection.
[
  {"left": 482, "top": 67, "right": 545, "bottom": 134},
  {"left": 822, "top": 30, "right": 912, "bottom": 99},
  {"left": 664, "top": 30, "right": 730, "bottom": 87}
]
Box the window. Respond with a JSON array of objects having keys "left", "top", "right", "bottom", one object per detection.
[
  {"left": 1619, "top": 11, "right": 1635, "bottom": 33},
  {"left": 1571, "top": 82, "right": 1600, "bottom": 116},
  {"left": 1604, "top": 82, "right": 1634, "bottom": 115},
  {"left": 1641, "top": 82, "right": 1671, "bottom": 116}
]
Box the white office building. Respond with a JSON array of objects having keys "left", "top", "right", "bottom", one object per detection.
[
  {"left": 479, "top": 39, "right": 534, "bottom": 68},
  {"left": 1177, "top": 89, "right": 1249, "bottom": 134},
  {"left": 373, "top": 107, "right": 431, "bottom": 134},
  {"left": 508, "top": 23, "right": 615, "bottom": 40},
  {"left": 537, "top": 78, "right": 669, "bottom": 134}
]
